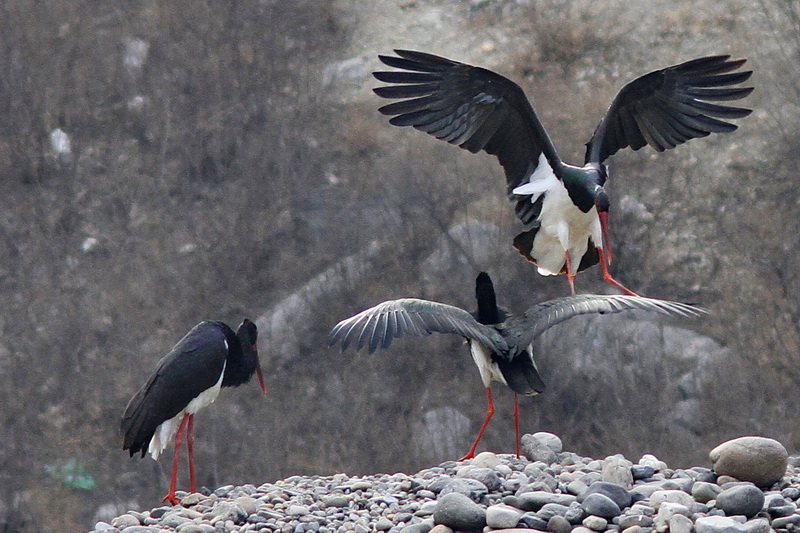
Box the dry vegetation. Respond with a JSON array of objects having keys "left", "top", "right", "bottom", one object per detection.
[{"left": 0, "top": 0, "right": 799, "bottom": 530}]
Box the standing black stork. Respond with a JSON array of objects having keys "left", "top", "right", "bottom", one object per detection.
[
  {"left": 373, "top": 51, "right": 753, "bottom": 295},
  {"left": 121, "top": 318, "right": 267, "bottom": 505},
  {"left": 329, "top": 272, "right": 704, "bottom": 460}
]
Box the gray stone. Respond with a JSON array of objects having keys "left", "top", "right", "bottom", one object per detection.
[
  {"left": 233, "top": 496, "right": 257, "bottom": 516},
  {"left": 709, "top": 437, "right": 788, "bottom": 488},
  {"left": 521, "top": 434, "right": 559, "bottom": 464},
  {"left": 531, "top": 432, "right": 564, "bottom": 454},
  {"left": 471, "top": 451, "right": 501, "bottom": 469},
  {"left": 460, "top": 467, "right": 502, "bottom": 492},
  {"left": 695, "top": 515, "right": 747, "bottom": 533},
  {"left": 439, "top": 478, "right": 488, "bottom": 502},
  {"left": 548, "top": 515, "right": 573, "bottom": 533},
  {"left": 485, "top": 504, "right": 523, "bottom": 529},
  {"left": 375, "top": 518, "right": 394, "bottom": 531},
  {"left": 112, "top": 515, "right": 141, "bottom": 529},
  {"left": 565, "top": 502, "right": 587, "bottom": 524},
  {"left": 579, "top": 482, "right": 633, "bottom": 509},
  {"left": 771, "top": 514, "right": 800, "bottom": 529},
  {"left": 176, "top": 524, "right": 215, "bottom": 533},
  {"left": 582, "top": 515, "right": 608, "bottom": 531},
  {"left": 715, "top": 484, "right": 765, "bottom": 518},
  {"left": 649, "top": 490, "right": 695, "bottom": 510},
  {"left": 669, "top": 513, "right": 694, "bottom": 533},
  {"left": 119, "top": 528, "right": 161, "bottom": 533},
  {"left": 743, "top": 518, "right": 770, "bottom": 533},
  {"left": 653, "top": 502, "right": 691, "bottom": 532},
  {"left": 617, "top": 514, "right": 654, "bottom": 529},
  {"left": 581, "top": 493, "right": 622, "bottom": 519},
  {"left": 518, "top": 512, "right": 550, "bottom": 530},
  {"left": 323, "top": 495, "right": 351, "bottom": 508},
  {"left": 432, "top": 492, "right": 487, "bottom": 531},
  {"left": 638, "top": 454, "right": 667, "bottom": 471},
  {"left": 602, "top": 455, "right": 634, "bottom": 489},
  {"left": 537, "top": 503, "right": 571, "bottom": 521},
  {"left": 399, "top": 521, "right": 434, "bottom": 533},
  {"left": 692, "top": 481, "right": 722, "bottom": 503},
  {"left": 782, "top": 487, "right": 800, "bottom": 500},
  {"left": 631, "top": 465, "right": 655, "bottom": 480},
  {"left": 517, "top": 491, "right": 577, "bottom": 511}
]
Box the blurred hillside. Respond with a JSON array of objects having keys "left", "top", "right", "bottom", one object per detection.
[{"left": 1, "top": 0, "right": 799, "bottom": 530}]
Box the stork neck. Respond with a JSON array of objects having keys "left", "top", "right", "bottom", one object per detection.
[
  {"left": 561, "top": 165, "right": 604, "bottom": 213},
  {"left": 475, "top": 272, "right": 502, "bottom": 325},
  {"left": 220, "top": 321, "right": 259, "bottom": 388}
]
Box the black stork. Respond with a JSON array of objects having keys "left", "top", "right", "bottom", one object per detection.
[
  {"left": 121, "top": 318, "right": 267, "bottom": 505},
  {"left": 373, "top": 50, "right": 753, "bottom": 295},
  {"left": 329, "top": 272, "right": 704, "bottom": 460}
]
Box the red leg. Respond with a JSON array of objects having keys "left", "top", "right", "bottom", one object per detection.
[
  {"left": 597, "top": 247, "right": 639, "bottom": 296},
  {"left": 459, "top": 387, "right": 494, "bottom": 461},
  {"left": 564, "top": 251, "right": 576, "bottom": 295},
  {"left": 186, "top": 414, "right": 196, "bottom": 494},
  {"left": 514, "top": 393, "right": 520, "bottom": 458},
  {"left": 163, "top": 415, "right": 190, "bottom": 505}
]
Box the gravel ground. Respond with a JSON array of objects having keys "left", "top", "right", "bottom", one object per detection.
[{"left": 94, "top": 433, "right": 800, "bottom": 533}]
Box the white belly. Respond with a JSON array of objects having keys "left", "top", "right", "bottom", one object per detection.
[
  {"left": 469, "top": 342, "right": 506, "bottom": 388},
  {"left": 148, "top": 362, "right": 226, "bottom": 460},
  {"left": 533, "top": 182, "right": 601, "bottom": 276},
  {"left": 512, "top": 154, "right": 602, "bottom": 276}
]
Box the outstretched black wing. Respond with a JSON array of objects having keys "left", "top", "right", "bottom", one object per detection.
[
  {"left": 514, "top": 295, "right": 706, "bottom": 350},
  {"left": 585, "top": 55, "right": 753, "bottom": 163},
  {"left": 373, "top": 50, "right": 563, "bottom": 198},
  {"left": 329, "top": 298, "right": 509, "bottom": 355}
]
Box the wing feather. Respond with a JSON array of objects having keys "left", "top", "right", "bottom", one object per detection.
[
  {"left": 513, "top": 295, "right": 707, "bottom": 349},
  {"left": 329, "top": 298, "right": 509, "bottom": 354},
  {"left": 586, "top": 55, "right": 752, "bottom": 163},
  {"left": 374, "top": 50, "right": 563, "bottom": 195}
]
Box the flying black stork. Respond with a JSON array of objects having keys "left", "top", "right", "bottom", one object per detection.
[
  {"left": 373, "top": 50, "right": 753, "bottom": 295},
  {"left": 329, "top": 272, "right": 704, "bottom": 460},
  {"left": 121, "top": 318, "right": 267, "bottom": 505}
]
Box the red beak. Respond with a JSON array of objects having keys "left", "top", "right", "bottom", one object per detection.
[
  {"left": 254, "top": 343, "right": 267, "bottom": 396},
  {"left": 256, "top": 364, "right": 267, "bottom": 396}
]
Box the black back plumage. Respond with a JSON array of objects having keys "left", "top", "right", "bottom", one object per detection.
[{"left": 121, "top": 319, "right": 259, "bottom": 458}]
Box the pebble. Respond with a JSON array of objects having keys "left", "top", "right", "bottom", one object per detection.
[
  {"left": 521, "top": 433, "right": 559, "bottom": 464},
  {"left": 548, "top": 514, "right": 572, "bottom": 533},
  {"left": 602, "top": 455, "right": 634, "bottom": 489},
  {"left": 92, "top": 434, "right": 800, "bottom": 533},
  {"left": 579, "top": 481, "right": 632, "bottom": 510},
  {"left": 438, "top": 478, "right": 487, "bottom": 502},
  {"left": 485, "top": 503, "right": 522, "bottom": 528},
  {"left": 692, "top": 481, "right": 722, "bottom": 503},
  {"left": 432, "top": 492, "right": 486, "bottom": 531},
  {"left": 714, "top": 483, "right": 765, "bottom": 518},
  {"left": 709, "top": 436, "right": 788, "bottom": 488},
  {"left": 695, "top": 515, "right": 746, "bottom": 533},
  {"left": 581, "top": 493, "right": 622, "bottom": 518}
]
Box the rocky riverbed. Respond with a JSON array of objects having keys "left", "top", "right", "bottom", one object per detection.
[{"left": 94, "top": 434, "right": 799, "bottom": 533}]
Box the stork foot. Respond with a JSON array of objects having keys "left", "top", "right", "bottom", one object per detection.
[{"left": 162, "top": 492, "right": 181, "bottom": 506}]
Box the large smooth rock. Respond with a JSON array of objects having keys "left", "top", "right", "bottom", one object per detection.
[
  {"left": 709, "top": 437, "right": 788, "bottom": 487},
  {"left": 433, "top": 492, "right": 487, "bottom": 532}
]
